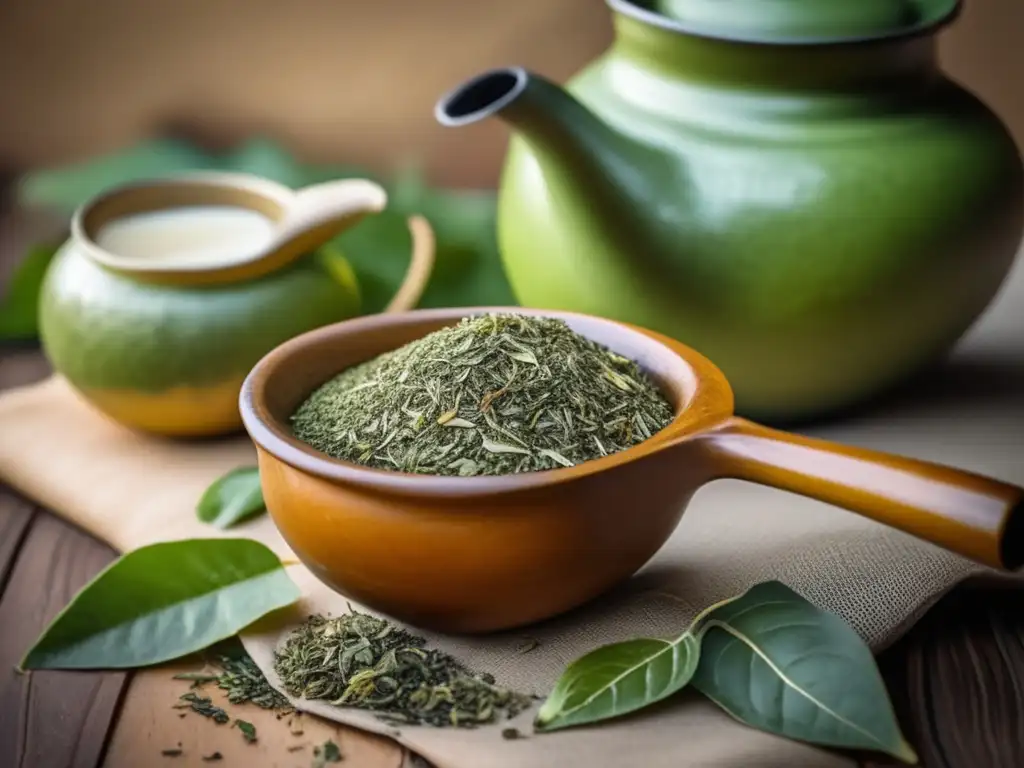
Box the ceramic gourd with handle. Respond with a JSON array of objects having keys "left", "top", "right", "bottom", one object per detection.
[
  {"left": 38, "top": 172, "right": 435, "bottom": 437},
  {"left": 436, "top": 0, "right": 1024, "bottom": 422}
]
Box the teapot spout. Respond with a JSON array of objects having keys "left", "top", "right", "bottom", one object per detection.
[{"left": 436, "top": 67, "right": 642, "bottom": 193}]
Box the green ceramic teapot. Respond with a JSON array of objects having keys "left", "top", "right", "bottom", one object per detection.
[{"left": 435, "top": 0, "right": 1023, "bottom": 422}]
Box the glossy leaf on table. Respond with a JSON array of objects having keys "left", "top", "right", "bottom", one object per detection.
[
  {"left": 196, "top": 467, "right": 266, "bottom": 529},
  {"left": 535, "top": 633, "right": 700, "bottom": 731},
  {"left": 20, "top": 539, "right": 299, "bottom": 670},
  {"left": 691, "top": 581, "right": 918, "bottom": 763}
]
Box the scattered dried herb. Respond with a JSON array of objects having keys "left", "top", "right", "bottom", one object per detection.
[
  {"left": 234, "top": 718, "right": 257, "bottom": 743},
  {"left": 214, "top": 652, "right": 292, "bottom": 711},
  {"left": 173, "top": 672, "right": 221, "bottom": 685},
  {"left": 291, "top": 313, "right": 673, "bottom": 476},
  {"left": 202, "top": 752, "right": 223, "bottom": 762},
  {"left": 288, "top": 744, "right": 306, "bottom": 752},
  {"left": 274, "top": 609, "right": 534, "bottom": 728},
  {"left": 177, "top": 692, "right": 230, "bottom": 724},
  {"left": 516, "top": 638, "right": 540, "bottom": 654},
  {"left": 161, "top": 748, "right": 183, "bottom": 757},
  {"left": 312, "top": 739, "right": 343, "bottom": 765},
  {"left": 502, "top": 727, "right": 524, "bottom": 740}
]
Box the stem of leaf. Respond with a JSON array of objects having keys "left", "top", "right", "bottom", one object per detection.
[{"left": 686, "top": 592, "right": 746, "bottom": 637}]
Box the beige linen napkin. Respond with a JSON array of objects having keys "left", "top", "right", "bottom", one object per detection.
[{"left": 2, "top": 257, "right": 1023, "bottom": 768}]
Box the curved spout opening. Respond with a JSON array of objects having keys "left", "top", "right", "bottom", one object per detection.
[{"left": 435, "top": 67, "right": 528, "bottom": 127}]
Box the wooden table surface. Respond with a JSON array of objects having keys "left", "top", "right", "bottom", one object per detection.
[{"left": 1, "top": 202, "right": 1023, "bottom": 768}]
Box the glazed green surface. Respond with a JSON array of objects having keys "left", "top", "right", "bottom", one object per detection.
[
  {"left": 493, "top": 17, "right": 1023, "bottom": 420},
  {"left": 637, "top": 0, "right": 959, "bottom": 43},
  {"left": 39, "top": 245, "right": 359, "bottom": 392}
]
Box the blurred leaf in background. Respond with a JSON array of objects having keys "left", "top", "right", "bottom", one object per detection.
[
  {"left": 18, "top": 141, "right": 213, "bottom": 210},
  {"left": 6, "top": 137, "right": 515, "bottom": 338},
  {"left": 0, "top": 243, "right": 60, "bottom": 340}
]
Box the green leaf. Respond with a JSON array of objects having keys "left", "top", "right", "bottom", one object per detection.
[
  {"left": 313, "top": 739, "right": 343, "bottom": 766},
  {"left": 535, "top": 633, "right": 700, "bottom": 731},
  {"left": 387, "top": 171, "right": 516, "bottom": 309},
  {"left": 691, "top": 581, "right": 917, "bottom": 763},
  {"left": 20, "top": 539, "right": 299, "bottom": 670},
  {"left": 314, "top": 244, "right": 362, "bottom": 314},
  {"left": 233, "top": 719, "right": 257, "bottom": 743},
  {"left": 330, "top": 207, "right": 414, "bottom": 313},
  {"left": 18, "top": 140, "right": 210, "bottom": 212},
  {"left": 0, "top": 243, "right": 60, "bottom": 339},
  {"left": 196, "top": 467, "right": 266, "bottom": 529},
  {"left": 219, "top": 138, "right": 366, "bottom": 189}
]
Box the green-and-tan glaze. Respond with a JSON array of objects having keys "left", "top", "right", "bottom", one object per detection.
[
  {"left": 437, "top": 0, "right": 1024, "bottom": 422},
  {"left": 39, "top": 246, "right": 359, "bottom": 436}
]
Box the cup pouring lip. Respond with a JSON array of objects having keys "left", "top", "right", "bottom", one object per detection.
[
  {"left": 239, "top": 306, "right": 735, "bottom": 498},
  {"left": 70, "top": 171, "right": 390, "bottom": 286}
]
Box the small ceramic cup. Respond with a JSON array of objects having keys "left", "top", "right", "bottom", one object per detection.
[
  {"left": 240, "top": 307, "right": 1023, "bottom": 633},
  {"left": 39, "top": 172, "right": 435, "bottom": 437}
]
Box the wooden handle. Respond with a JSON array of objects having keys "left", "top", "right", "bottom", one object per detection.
[
  {"left": 383, "top": 215, "right": 436, "bottom": 314},
  {"left": 698, "top": 417, "right": 1024, "bottom": 570}
]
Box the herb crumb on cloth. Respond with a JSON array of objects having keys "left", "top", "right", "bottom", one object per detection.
[{"left": 274, "top": 609, "right": 535, "bottom": 727}]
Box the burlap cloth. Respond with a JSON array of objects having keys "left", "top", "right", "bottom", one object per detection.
[{"left": 2, "top": 256, "right": 1023, "bottom": 767}]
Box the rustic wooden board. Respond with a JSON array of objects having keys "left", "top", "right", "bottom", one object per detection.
[
  {"left": 0, "top": 196, "right": 131, "bottom": 768},
  {"left": 876, "top": 581, "right": 1024, "bottom": 767},
  {"left": 103, "top": 658, "right": 407, "bottom": 768},
  {"left": 0, "top": 487, "right": 35, "bottom": 588},
  {"left": 0, "top": 497, "right": 129, "bottom": 768}
]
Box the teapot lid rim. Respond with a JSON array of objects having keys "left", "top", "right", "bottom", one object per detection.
[{"left": 607, "top": 0, "right": 961, "bottom": 46}]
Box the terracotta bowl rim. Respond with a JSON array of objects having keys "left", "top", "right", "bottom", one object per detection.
[{"left": 239, "top": 306, "right": 733, "bottom": 498}]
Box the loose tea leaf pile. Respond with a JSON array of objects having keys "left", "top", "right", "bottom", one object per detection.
[
  {"left": 291, "top": 313, "right": 674, "bottom": 476},
  {"left": 274, "top": 610, "right": 534, "bottom": 727}
]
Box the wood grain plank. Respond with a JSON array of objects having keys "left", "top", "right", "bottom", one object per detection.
[
  {"left": 863, "top": 580, "right": 1024, "bottom": 768},
  {"left": 103, "top": 658, "right": 411, "bottom": 768},
  {"left": 0, "top": 488, "right": 36, "bottom": 592},
  {"left": 0, "top": 349, "right": 51, "bottom": 390},
  {"left": 0, "top": 511, "right": 127, "bottom": 768}
]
